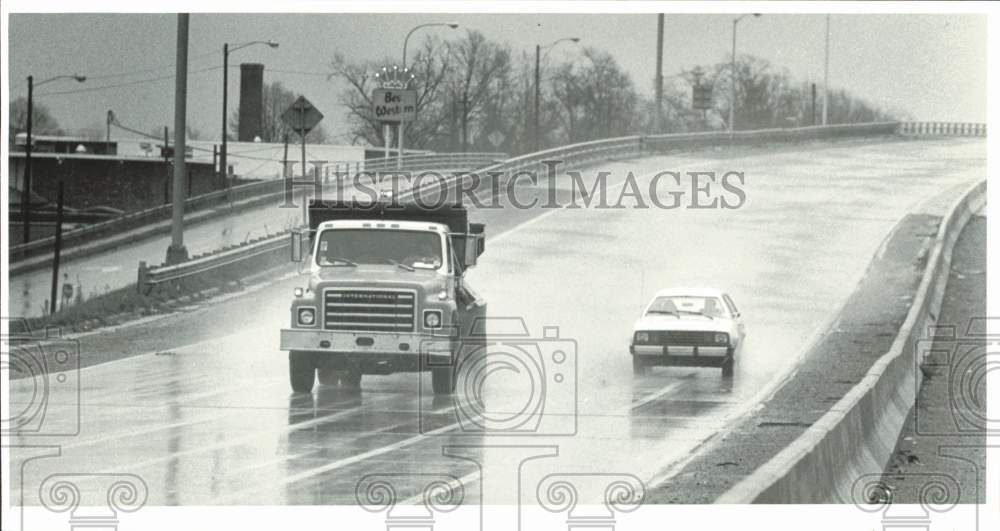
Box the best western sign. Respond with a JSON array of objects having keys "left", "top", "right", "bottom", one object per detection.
[{"left": 372, "top": 88, "right": 417, "bottom": 122}]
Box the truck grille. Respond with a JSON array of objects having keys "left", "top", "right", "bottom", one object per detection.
[{"left": 323, "top": 289, "right": 416, "bottom": 332}]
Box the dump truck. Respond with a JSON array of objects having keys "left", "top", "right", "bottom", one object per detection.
[{"left": 282, "top": 199, "right": 486, "bottom": 394}]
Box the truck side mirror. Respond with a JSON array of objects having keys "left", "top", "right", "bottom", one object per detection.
[
  {"left": 470, "top": 223, "right": 485, "bottom": 257},
  {"left": 290, "top": 230, "right": 304, "bottom": 262},
  {"left": 462, "top": 234, "right": 480, "bottom": 268}
]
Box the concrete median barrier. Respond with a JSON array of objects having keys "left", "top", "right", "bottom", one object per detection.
[{"left": 716, "top": 179, "right": 986, "bottom": 504}]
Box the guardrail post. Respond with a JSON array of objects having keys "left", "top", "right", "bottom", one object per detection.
[{"left": 137, "top": 261, "right": 148, "bottom": 294}]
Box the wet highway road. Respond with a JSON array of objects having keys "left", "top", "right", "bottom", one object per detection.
[{"left": 8, "top": 137, "right": 986, "bottom": 507}]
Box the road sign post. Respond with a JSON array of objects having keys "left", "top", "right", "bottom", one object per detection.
[
  {"left": 281, "top": 96, "right": 323, "bottom": 223},
  {"left": 371, "top": 87, "right": 417, "bottom": 169}
]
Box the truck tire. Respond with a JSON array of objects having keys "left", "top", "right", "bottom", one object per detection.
[
  {"left": 632, "top": 355, "right": 646, "bottom": 376},
  {"left": 317, "top": 368, "right": 339, "bottom": 386},
  {"left": 431, "top": 367, "right": 456, "bottom": 395},
  {"left": 289, "top": 351, "right": 316, "bottom": 393},
  {"left": 341, "top": 368, "right": 363, "bottom": 388},
  {"left": 721, "top": 350, "right": 735, "bottom": 378}
]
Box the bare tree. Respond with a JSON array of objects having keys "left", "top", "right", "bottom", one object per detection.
[
  {"left": 446, "top": 30, "right": 511, "bottom": 151},
  {"left": 329, "top": 35, "right": 452, "bottom": 149},
  {"left": 9, "top": 97, "right": 63, "bottom": 143}
]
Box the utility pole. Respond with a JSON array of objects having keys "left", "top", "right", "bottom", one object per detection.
[
  {"left": 221, "top": 42, "right": 229, "bottom": 183},
  {"left": 49, "top": 180, "right": 65, "bottom": 315},
  {"left": 534, "top": 44, "right": 541, "bottom": 152},
  {"left": 822, "top": 14, "right": 830, "bottom": 125},
  {"left": 811, "top": 83, "right": 817, "bottom": 125},
  {"left": 166, "top": 13, "right": 190, "bottom": 265},
  {"left": 653, "top": 14, "right": 664, "bottom": 133}
]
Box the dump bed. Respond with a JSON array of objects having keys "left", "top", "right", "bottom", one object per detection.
[{"left": 308, "top": 199, "right": 469, "bottom": 233}]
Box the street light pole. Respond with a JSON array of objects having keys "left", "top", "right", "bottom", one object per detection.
[
  {"left": 20, "top": 73, "right": 85, "bottom": 244},
  {"left": 22, "top": 75, "right": 33, "bottom": 244},
  {"left": 534, "top": 37, "right": 580, "bottom": 152},
  {"left": 220, "top": 39, "right": 278, "bottom": 186},
  {"left": 729, "top": 14, "right": 761, "bottom": 133}
]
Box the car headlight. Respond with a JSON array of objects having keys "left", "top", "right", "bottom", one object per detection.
[
  {"left": 423, "top": 310, "right": 443, "bottom": 329},
  {"left": 297, "top": 307, "right": 316, "bottom": 326},
  {"left": 714, "top": 333, "right": 728, "bottom": 344},
  {"left": 635, "top": 332, "right": 650, "bottom": 344}
]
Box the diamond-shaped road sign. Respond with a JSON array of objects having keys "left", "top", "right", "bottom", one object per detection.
[{"left": 281, "top": 96, "right": 324, "bottom": 136}]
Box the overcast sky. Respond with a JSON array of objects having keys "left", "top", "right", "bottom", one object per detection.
[{"left": 6, "top": 11, "right": 988, "bottom": 143}]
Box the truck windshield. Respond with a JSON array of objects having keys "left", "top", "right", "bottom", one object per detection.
[{"left": 316, "top": 229, "right": 444, "bottom": 270}]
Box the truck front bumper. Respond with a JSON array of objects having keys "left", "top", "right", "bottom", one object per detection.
[{"left": 281, "top": 328, "right": 454, "bottom": 358}]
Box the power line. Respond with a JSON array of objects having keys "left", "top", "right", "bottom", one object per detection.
[{"left": 36, "top": 65, "right": 223, "bottom": 97}]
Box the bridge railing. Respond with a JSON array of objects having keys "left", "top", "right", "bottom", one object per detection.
[
  {"left": 136, "top": 122, "right": 906, "bottom": 294},
  {"left": 897, "top": 121, "right": 986, "bottom": 137}
]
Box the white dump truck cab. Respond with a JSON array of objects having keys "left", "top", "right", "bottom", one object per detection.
[{"left": 281, "top": 200, "right": 486, "bottom": 395}]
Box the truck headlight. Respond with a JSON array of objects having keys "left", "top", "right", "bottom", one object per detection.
[
  {"left": 714, "top": 333, "right": 728, "bottom": 344},
  {"left": 635, "top": 332, "right": 650, "bottom": 344},
  {"left": 297, "top": 307, "right": 316, "bottom": 326},
  {"left": 423, "top": 310, "right": 443, "bottom": 329},
  {"left": 294, "top": 287, "right": 304, "bottom": 298}
]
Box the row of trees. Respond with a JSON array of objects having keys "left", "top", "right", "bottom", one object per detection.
[
  {"left": 8, "top": 31, "right": 898, "bottom": 155},
  {"left": 327, "top": 30, "right": 898, "bottom": 155}
]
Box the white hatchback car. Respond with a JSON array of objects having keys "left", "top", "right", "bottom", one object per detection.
[{"left": 629, "top": 288, "right": 746, "bottom": 377}]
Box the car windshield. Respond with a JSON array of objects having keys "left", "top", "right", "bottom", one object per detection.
[
  {"left": 316, "top": 229, "right": 443, "bottom": 270},
  {"left": 647, "top": 295, "right": 728, "bottom": 318}
]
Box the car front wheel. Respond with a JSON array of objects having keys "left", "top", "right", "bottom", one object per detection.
[
  {"left": 632, "top": 355, "right": 646, "bottom": 376},
  {"left": 721, "top": 348, "right": 735, "bottom": 378}
]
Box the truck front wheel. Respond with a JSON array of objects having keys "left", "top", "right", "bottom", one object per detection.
[{"left": 289, "top": 351, "right": 316, "bottom": 393}]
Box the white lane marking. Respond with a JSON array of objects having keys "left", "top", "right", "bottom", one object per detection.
[
  {"left": 213, "top": 421, "right": 462, "bottom": 504},
  {"left": 91, "top": 396, "right": 384, "bottom": 474},
  {"left": 56, "top": 409, "right": 237, "bottom": 451},
  {"left": 626, "top": 381, "right": 684, "bottom": 412}
]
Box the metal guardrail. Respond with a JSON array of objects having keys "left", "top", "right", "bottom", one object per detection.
[
  {"left": 138, "top": 231, "right": 290, "bottom": 291},
  {"left": 9, "top": 152, "right": 505, "bottom": 263},
  {"left": 897, "top": 121, "right": 986, "bottom": 137},
  {"left": 134, "top": 122, "right": 935, "bottom": 293},
  {"left": 362, "top": 152, "right": 507, "bottom": 173}
]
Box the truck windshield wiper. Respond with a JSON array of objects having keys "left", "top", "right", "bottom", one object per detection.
[
  {"left": 386, "top": 259, "right": 414, "bottom": 272},
  {"left": 647, "top": 310, "right": 678, "bottom": 317},
  {"left": 323, "top": 257, "right": 358, "bottom": 267}
]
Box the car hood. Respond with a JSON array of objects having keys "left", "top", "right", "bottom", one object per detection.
[{"left": 632, "top": 315, "right": 731, "bottom": 333}]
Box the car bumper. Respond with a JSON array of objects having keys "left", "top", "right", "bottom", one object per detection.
[{"left": 630, "top": 344, "right": 732, "bottom": 367}]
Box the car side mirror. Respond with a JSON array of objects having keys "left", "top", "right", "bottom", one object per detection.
[{"left": 290, "top": 230, "right": 304, "bottom": 262}]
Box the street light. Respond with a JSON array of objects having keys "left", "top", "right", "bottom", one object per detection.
[
  {"left": 21, "top": 74, "right": 86, "bottom": 244},
  {"left": 730, "top": 13, "right": 761, "bottom": 132},
  {"left": 534, "top": 37, "right": 580, "bottom": 152},
  {"left": 402, "top": 22, "right": 459, "bottom": 68},
  {"left": 220, "top": 39, "right": 278, "bottom": 185},
  {"left": 398, "top": 23, "right": 459, "bottom": 166}
]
